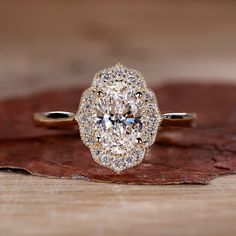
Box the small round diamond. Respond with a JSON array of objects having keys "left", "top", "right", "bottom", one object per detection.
[
  {"left": 111, "top": 159, "right": 125, "bottom": 173},
  {"left": 100, "top": 155, "right": 110, "bottom": 165},
  {"left": 124, "top": 156, "right": 135, "bottom": 167}
]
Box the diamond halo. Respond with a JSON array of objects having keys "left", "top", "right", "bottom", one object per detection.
[{"left": 74, "top": 63, "right": 162, "bottom": 173}]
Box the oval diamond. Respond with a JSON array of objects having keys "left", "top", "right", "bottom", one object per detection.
[{"left": 94, "top": 83, "right": 143, "bottom": 155}]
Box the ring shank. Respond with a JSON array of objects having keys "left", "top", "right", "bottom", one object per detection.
[
  {"left": 161, "top": 113, "right": 197, "bottom": 127},
  {"left": 34, "top": 111, "right": 196, "bottom": 129},
  {"left": 33, "top": 111, "right": 78, "bottom": 129}
]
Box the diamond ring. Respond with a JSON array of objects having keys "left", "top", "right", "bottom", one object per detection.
[{"left": 34, "top": 63, "right": 196, "bottom": 173}]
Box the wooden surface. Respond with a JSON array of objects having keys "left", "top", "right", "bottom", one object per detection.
[
  {"left": 0, "top": 1, "right": 236, "bottom": 98},
  {"left": 0, "top": 172, "right": 235, "bottom": 236},
  {"left": 0, "top": 1, "right": 236, "bottom": 236}
]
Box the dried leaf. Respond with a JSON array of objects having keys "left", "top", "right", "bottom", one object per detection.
[{"left": 0, "top": 84, "right": 235, "bottom": 184}]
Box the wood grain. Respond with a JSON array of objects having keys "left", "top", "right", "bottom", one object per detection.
[{"left": 0, "top": 172, "right": 235, "bottom": 236}]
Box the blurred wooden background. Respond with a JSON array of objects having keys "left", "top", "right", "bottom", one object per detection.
[
  {"left": 0, "top": 1, "right": 236, "bottom": 236},
  {"left": 0, "top": 1, "right": 236, "bottom": 98}
]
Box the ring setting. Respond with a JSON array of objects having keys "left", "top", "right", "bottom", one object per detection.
[
  {"left": 34, "top": 63, "right": 196, "bottom": 173},
  {"left": 75, "top": 62, "right": 162, "bottom": 173}
]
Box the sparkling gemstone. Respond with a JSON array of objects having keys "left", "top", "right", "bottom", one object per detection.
[
  {"left": 94, "top": 84, "right": 142, "bottom": 155},
  {"left": 75, "top": 63, "right": 162, "bottom": 173}
]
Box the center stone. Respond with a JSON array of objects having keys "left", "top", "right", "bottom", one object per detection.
[{"left": 94, "top": 86, "right": 142, "bottom": 155}]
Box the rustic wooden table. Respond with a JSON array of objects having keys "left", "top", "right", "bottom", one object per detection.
[
  {"left": 0, "top": 1, "right": 236, "bottom": 235},
  {"left": 0, "top": 172, "right": 235, "bottom": 236}
]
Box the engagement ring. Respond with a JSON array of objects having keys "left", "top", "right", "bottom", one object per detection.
[{"left": 34, "top": 63, "right": 196, "bottom": 173}]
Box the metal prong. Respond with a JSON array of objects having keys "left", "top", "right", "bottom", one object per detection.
[
  {"left": 135, "top": 92, "right": 142, "bottom": 98},
  {"left": 136, "top": 138, "right": 142, "bottom": 144},
  {"left": 97, "top": 91, "right": 103, "bottom": 96},
  {"left": 97, "top": 137, "right": 102, "bottom": 142}
]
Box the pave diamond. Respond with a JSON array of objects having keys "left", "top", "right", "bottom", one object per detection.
[{"left": 75, "top": 63, "right": 162, "bottom": 173}]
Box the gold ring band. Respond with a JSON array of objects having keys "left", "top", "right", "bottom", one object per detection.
[{"left": 33, "top": 63, "right": 197, "bottom": 173}]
